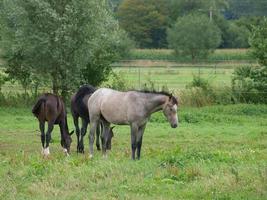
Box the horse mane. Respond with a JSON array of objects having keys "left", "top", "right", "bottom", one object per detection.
[
  {"left": 75, "top": 85, "right": 96, "bottom": 102},
  {"left": 74, "top": 85, "right": 96, "bottom": 119},
  {"left": 135, "top": 90, "right": 178, "bottom": 105}
]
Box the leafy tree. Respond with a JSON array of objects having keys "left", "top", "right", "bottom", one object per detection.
[
  {"left": 169, "top": 0, "right": 228, "bottom": 22},
  {"left": 117, "top": 0, "right": 169, "bottom": 48},
  {"left": 167, "top": 13, "right": 221, "bottom": 61},
  {"left": 0, "top": 0, "right": 130, "bottom": 99},
  {"left": 249, "top": 18, "right": 267, "bottom": 66},
  {"left": 231, "top": 18, "right": 267, "bottom": 103}
]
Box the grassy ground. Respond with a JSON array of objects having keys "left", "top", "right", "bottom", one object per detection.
[{"left": 0, "top": 104, "right": 266, "bottom": 199}]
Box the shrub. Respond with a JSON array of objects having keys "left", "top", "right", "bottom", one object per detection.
[
  {"left": 102, "top": 71, "right": 130, "bottom": 91},
  {"left": 232, "top": 66, "right": 267, "bottom": 103}
]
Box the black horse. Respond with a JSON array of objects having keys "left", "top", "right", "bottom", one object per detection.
[
  {"left": 32, "top": 93, "right": 74, "bottom": 156},
  {"left": 71, "top": 85, "right": 114, "bottom": 153}
]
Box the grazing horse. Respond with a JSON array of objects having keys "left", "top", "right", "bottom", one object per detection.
[
  {"left": 88, "top": 88, "right": 179, "bottom": 160},
  {"left": 32, "top": 93, "right": 73, "bottom": 156},
  {"left": 71, "top": 85, "right": 114, "bottom": 153}
]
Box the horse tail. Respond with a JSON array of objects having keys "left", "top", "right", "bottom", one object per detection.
[{"left": 32, "top": 98, "right": 46, "bottom": 117}]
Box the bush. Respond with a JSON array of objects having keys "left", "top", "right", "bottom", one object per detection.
[
  {"left": 0, "top": 92, "right": 37, "bottom": 107},
  {"left": 101, "top": 71, "right": 130, "bottom": 91},
  {"left": 0, "top": 71, "right": 7, "bottom": 92},
  {"left": 232, "top": 66, "right": 267, "bottom": 103}
]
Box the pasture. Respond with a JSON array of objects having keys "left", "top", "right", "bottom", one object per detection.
[
  {"left": 0, "top": 104, "right": 266, "bottom": 199},
  {"left": 113, "top": 66, "right": 235, "bottom": 89}
]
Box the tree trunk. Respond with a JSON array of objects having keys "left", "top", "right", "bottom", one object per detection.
[{"left": 52, "top": 75, "right": 59, "bottom": 95}]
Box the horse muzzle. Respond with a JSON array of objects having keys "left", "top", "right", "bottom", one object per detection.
[{"left": 171, "top": 123, "right": 178, "bottom": 128}]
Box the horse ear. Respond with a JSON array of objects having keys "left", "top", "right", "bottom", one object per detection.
[{"left": 69, "top": 130, "right": 74, "bottom": 136}]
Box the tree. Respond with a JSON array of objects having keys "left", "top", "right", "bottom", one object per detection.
[
  {"left": 249, "top": 18, "right": 267, "bottom": 66},
  {"left": 117, "top": 0, "right": 169, "bottom": 48},
  {"left": 167, "top": 13, "right": 221, "bottom": 61},
  {"left": 0, "top": 0, "right": 130, "bottom": 99},
  {"left": 231, "top": 18, "right": 267, "bottom": 103},
  {"left": 226, "top": 0, "right": 267, "bottom": 19}
]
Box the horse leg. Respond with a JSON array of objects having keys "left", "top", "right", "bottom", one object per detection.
[
  {"left": 136, "top": 123, "right": 147, "bottom": 160},
  {"left": 39, "top": 121, "right": 45, "bottom": 154},
  {"left": 96, "top": 123, "right": 101, "bottom": 151},
  {"left": 130, "top": 123, "right": 138, "bottom": 160},
  {"left": 73, "top": 115, "right": 80, "bottom": 153},
  {"left": 89, "top": 120, "right": 98, "bottom": 158},
  {"left": 79, "top": 118, "right": 88, "bottom": 153},
  {"left": 44, "top": 120, "right": 55, "bottom": 156},
  {"left": 101, "top": 121, "right": 110, "bottom": 158}
]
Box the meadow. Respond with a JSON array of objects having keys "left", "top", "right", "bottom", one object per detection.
[
  {"left": 0, "top": 104, "right": 266, "bottom": 199},
  {"left": 113, "top": 66, "right": 235, "bottom": 89}
]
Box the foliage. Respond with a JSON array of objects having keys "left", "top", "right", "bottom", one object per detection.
[
  {"left": 0, "top": 0, "right": 130, "bottom": 100},
  {"left": 167, "top": 13, "right": 221, "bottom": 61},
  {"left": 232, "top": 65, "right": 267, "bottom": 103},
  {"left": 0, "top": 71, "right": 7, "bottom": 91},
  {"left": 187, "top": 75, "right": 211, "bottom": 91},
  {"left": 216, "top": 15, "right": 250, "bottom": 48},
  {"left": 249, "top": 18, "right": 267, "bottom": 66},
  {"left": 101, "top": 71, "right": 130, "bottom": 91},
  {"left": 117, "top": 0, "right": 169, "bottom": 48},
  {"left": 226, "top": 0, "right": 267, "bottom": 19},
  {"left": 0, "top": 92, "right": 37, "bottom": 107}
]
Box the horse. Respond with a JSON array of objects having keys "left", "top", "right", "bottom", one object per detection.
[
  {"left": 32, "top": 93, "right": 74, "bottom": 156},
  {"left": 88, "top": 88, "right": 179, "bottom": 160},
  {"left": 71, "top": 85, "right": 115, "bottom": 153}
]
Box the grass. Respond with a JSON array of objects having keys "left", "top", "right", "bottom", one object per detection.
[{"left": 0, "top": 104, "right": 267, "bottom": 199}]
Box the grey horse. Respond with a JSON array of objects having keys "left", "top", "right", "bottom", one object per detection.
[{"left": 88, "top": 88, "right": 179, "bottom": 160}]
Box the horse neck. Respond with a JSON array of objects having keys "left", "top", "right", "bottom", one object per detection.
[
  {"left": 145, "top": 94, "right": 167, "bottom": 114},
  {"left": 61, "top": 116, "right": 69, "bottom": 136}
]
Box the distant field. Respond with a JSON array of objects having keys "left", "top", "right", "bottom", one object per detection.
[
  {"left": 113, "top": 66, "right": 235, "bottom": 90},
  {"left": 126, "top": 49, "right": 254, "bottom": 62},
  {"left": 111, "top": 48, "right": 256, "bottom": 90},
  {"left": 0, "top": 104, "right": 266, "bottom": 199},
  {"left": 0, "top": 48, "right": 257, "bottom": 92}
]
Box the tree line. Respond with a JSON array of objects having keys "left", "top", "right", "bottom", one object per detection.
[{"left": 113, "top": 0, "right": 267, "bottom": 49}]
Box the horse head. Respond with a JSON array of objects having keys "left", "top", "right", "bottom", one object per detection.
[
  {"left": 61, "top": 130, "right": 74, "bottom": 154},
  {"left": 163, "top": 95, "right": 178, "bottom": 128}
]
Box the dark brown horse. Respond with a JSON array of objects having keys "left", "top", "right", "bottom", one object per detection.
[
  {"left": 32, "top": 93, "right": 73, "bottom": 156},
  {"left": 71, "top": 85, "right": 114, "bottom": 153}
]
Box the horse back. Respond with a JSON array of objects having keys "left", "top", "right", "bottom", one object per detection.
[{"left": 33, "top": 93, "right": 65, "bottom": 123}]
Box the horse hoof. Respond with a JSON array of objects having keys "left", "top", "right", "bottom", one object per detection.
[
  {"left": 102, "top": 154, "right": 108, "bottom": 159},
  {"left": 89, "top": 154, "right": 93, "bottom": 159},
  {"left": 43, "top": 147, "right": 50, "bottom": 157}
]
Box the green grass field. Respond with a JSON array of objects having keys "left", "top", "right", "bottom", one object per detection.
[
  {"left": 113, "top": 66, "right": 235, "bottom": 89},
  {"left": 0, "top": 104, "right": 266, "bottom": 199},
  {"left": 126, "top": 49, "right": 253, "bottom": 62}
]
